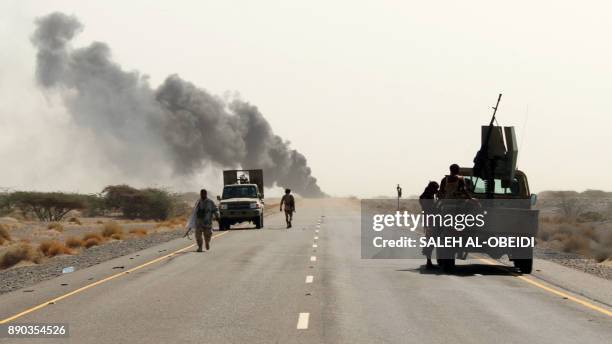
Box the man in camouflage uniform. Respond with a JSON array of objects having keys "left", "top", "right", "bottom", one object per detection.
[
  {"left": 280, "top": 188, "right": 295, "bottom": 228},
  {"left": 186, "top": 189, "right": 219, "bottom": 252}
]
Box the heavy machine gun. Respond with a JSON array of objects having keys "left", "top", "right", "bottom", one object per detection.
[{"left": 472, "top": 94, "right": 518, "bottom": 198}]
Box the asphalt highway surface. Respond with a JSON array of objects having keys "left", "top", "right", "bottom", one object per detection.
[{"left": 0, "top": 198, "right": 610, "bottom": 343}]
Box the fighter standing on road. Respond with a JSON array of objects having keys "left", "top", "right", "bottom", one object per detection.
[
  {"left": 439, "top": 164, "right": 471, "bottom": 199},
  {"left": 280, "top": 188, "right": 295, "bottom": 228},
  {"left": 419, "top": 181, "right": 439, "bottom": 269},
  {"left": 185, "top": 189, "right": 219, "bottom": 252}
]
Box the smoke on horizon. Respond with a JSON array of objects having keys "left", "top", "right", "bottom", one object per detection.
[{"left": 31, "top": 12, "right": 324, "bottom": 197}]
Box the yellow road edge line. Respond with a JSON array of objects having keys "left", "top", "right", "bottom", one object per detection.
[
  {"left": 476, "top": 257, "right": 612, "bottom": 317},
  {"left": 0, "top": 231, "right": 229, "bottom": 324}
]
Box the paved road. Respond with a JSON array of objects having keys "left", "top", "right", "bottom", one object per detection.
[{"left": 0, "top": 199, "right": 610, "bottom": 343}]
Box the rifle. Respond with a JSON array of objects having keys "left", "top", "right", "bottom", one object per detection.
[{"left": 183, "top": 227, "right": 192, "bottom": 240}]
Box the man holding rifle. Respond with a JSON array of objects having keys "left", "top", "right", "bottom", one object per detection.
[{"left": 185, "top": 189, "right": 219, "bottom": 252}]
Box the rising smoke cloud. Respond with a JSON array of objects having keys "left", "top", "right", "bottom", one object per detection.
[{"left": 31, "top": 12, "right": 324, "bottom": 197}]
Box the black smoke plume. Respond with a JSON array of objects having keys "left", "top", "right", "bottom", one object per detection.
[{"left": 31, "top": 12, "right": 324, "bottom": 197}]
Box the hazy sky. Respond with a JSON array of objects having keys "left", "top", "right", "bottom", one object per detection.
[{"left": 1, "top": 1, "right": 610, "bottom": 197}]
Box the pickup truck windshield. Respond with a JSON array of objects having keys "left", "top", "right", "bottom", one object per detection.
[{"left": 222, "top": 185, "right": 258, "bottom": 199}]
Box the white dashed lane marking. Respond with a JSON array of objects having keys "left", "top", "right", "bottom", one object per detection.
[
  {"left": 305, "top": 275, "right": 314, "bottom": 283},
  {"left": 312, "top": 244, "right": 318, "bottom": 248},
  {"left": 297, "top": 313, "right": 310, "bottom": 329},
  {"left": 310, "top": 256, "right": 317, "bottom": 262}
]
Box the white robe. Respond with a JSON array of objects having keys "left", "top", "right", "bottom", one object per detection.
[{"left": 185, "top": 199, "right": 201, "bottom": 231}]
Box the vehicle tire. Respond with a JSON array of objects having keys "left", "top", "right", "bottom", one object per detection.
[
  {"left": 513, "top": 259, "right": 533, "bottom": 274},
  {"left": 437, "top": 258, "right": 456, "bottom": 273},
  {"left": 219, "top": 219, "right": 229, "bottom": 231},
  {"left": 254, "top": 216, "right": 262, "bottom": 229}
]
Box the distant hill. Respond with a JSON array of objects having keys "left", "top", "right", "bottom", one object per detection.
[{"left": 538, "top": 189, "right": 612, "bottom": 199}]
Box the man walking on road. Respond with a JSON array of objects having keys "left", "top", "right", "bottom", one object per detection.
[
  {"left": 280, "top": 188, "right": 295, "bottom": 228},
  {"left": 185, "top": 189, "right": 219, "bottom": 252}
]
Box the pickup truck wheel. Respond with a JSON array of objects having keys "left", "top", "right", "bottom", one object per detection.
[
  {"left": 513, "top": 259, "right": 533, "bottom": 274},
  {"left": 254, "top": 216, "right": 262, "bottom": 229}
]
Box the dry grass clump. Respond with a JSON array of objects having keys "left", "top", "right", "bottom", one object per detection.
[
  {"left": 101, "top": 222, "right": 124, "bottom": 238},
  {"left": 82, "top": 232, "right": 103, "bottom": 241},
  {"left": 82, "top": 232, "right": 104, "bottom": 248},
  {"left": 96, "top": 220, "right": 104, "bottom": 224},
  {"left": 68, "top": 217, "right": 82, "bottom": 225},
  {"left": 538, "top": 219, "right": 612, "bottom": 261},
  {"left": 47, "top": 222, "right": 64, "bottom": 232},
  {"left": 0, "top": 224, "right": 11, "bottom": 245},
  {"left": 592, "top": 232, "right": 612, "bottom": 262},
  {"left": 155, "top": 217, "right": 184, "bottom": 229},
  {"left": 84, "top": 237, "right": 102, "bottom": 248},
  {"left": 129, "top": 228, "right": 148, "bottom": 237},
  {"left": 65, "top": 236, "right": 84, "bottom": 249},
  {"left": 38, "top": 240, "right": 72, "bottom": 257},
  {"left": 110, "top": 233, "right": 124, "bottom": 240},
  {"left": 0, "top": 244, "right": 42, "bottom": 269}
]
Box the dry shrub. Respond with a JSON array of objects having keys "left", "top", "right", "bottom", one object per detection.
[
  {"left": 84, "top": 237, "right": 101, "bottom": 248},
  {"left": 591, "top": 231, "right": 612, "bottom": 262},
  {"left": 540, "top": 216, "right": 565, "bottom": 224},
  {"left": 129, "top": 228, "right": 148, "bottom": 237},
  {"left": 69, "top": 217, "right": 82, "bottom": 225},
  {"left": 0, "top": 244, "right": 42, "bottom": 269},
  {"left": 577, "top": 211, "right": 605, "bottom": 223},
  {"left": 579, "top": 226, "right": 599, "bottom": 242},
  {"left": 82, "top": 232, "right": 103, "bottom": 242},
  {"left": 154, "top": 221, "right": 169, "bottom": 229},
  {"left": 561, "top": 234, "right": 590, "bottom": 254},
  {"left": 110, "top": 233, "right": 124, "bottom": 240},
  {"left": 170, "top": 217, "right": 185, "bottom": 225},
  {"left": 593, "top": 244, "right": 612, "bottom": 263},
  {"left": 604, "top": 231, "right": 612, "bottom": 246},
  {"left": 537, "top": 223, "right": 555, "bottom": 241},
  {"left": 155, "top": 217, "right": 184, "bottom": 229},
  {"left": 96, "top": 220, "right": 104, "bottom": 224},
  {"left": 0, "top": 224, "right": 12, "bottom": 243},
  {"left": 48, "top": 222, "right": 64, "bottom": 232},
  {"left": 38, "top": 240, "right": 72, "bottom": 257},
  {"left": 65, "top": 236, "right": 84, "bottom": 249},
  {"left": 101, "top": 222, "right": 124, "bottom": 238}
]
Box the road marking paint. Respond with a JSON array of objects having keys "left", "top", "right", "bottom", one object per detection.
[
  {"left": 314, "top": 236, "right": 319, "bottom": 240},
  {"left": 0, "top": 232, "right": 229, "bottom": 324},
  {"left": 297, "top": 312, "right": 310, "bottom": 329},
  {"left": 315, "top": 229, "right": 319, "bottom": 233},
  {"left": 313, "top": 244, "right": 318, "bottom": 248},
  {"left": 476, "top": 257, "right": 612, "bottom": 317},
  {"left": 310, "top": 256, "right": 317, "bottom": 262},
  {"left": 305, "top": 275, "right": 314, "bottom": 283}
]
